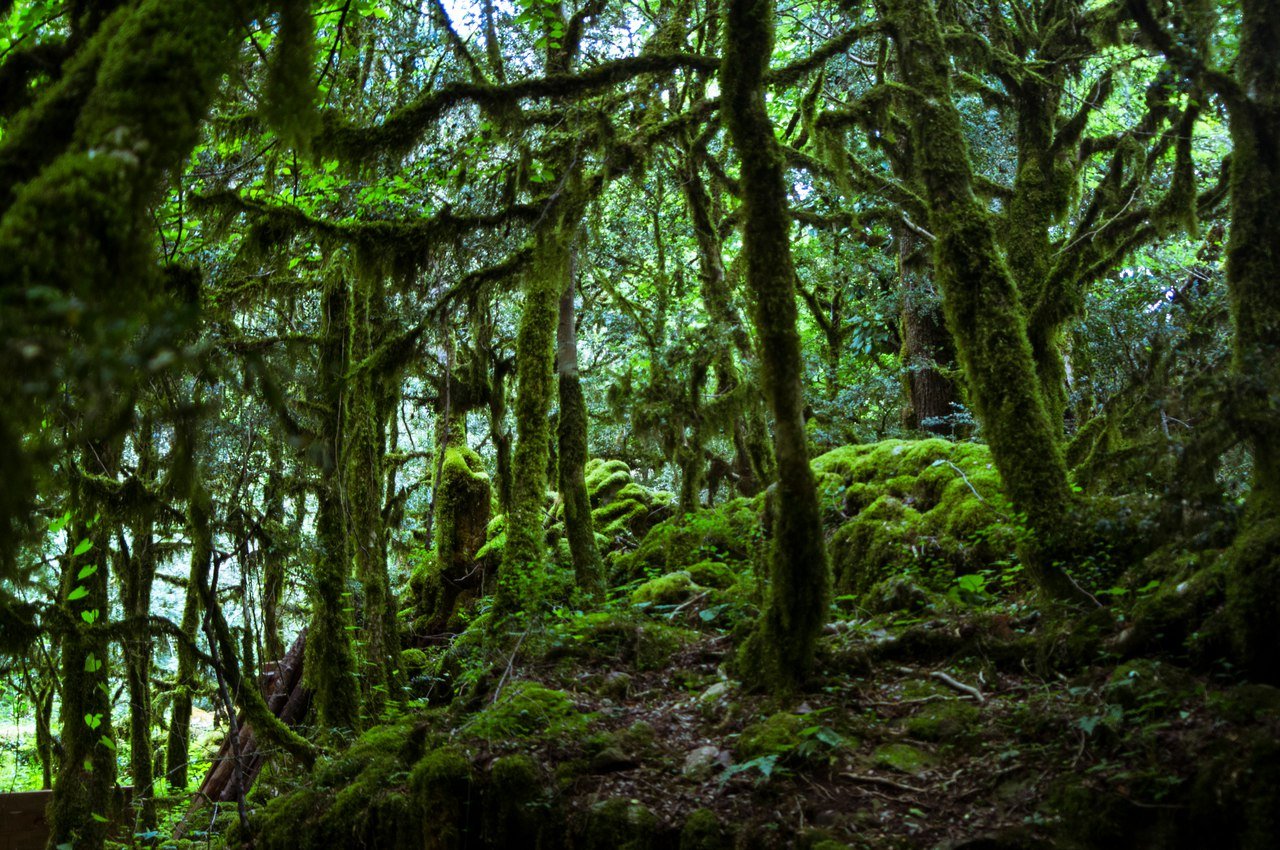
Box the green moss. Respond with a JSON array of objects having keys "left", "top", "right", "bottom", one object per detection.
[
  {"left": 903, "top": 699, "right": 980, "bottom": 742},
  {"left": 1102, "top": 659, "right": 1195, "bottom": 712},
  {"left": 873, "top": 742, "right": 936, "bottom": 775},
  {"left": 485, "top": 754, "right": 557, "bottom": 847},
  {"left": 816, "top": 440, "right": 1020, "bottom": 596},
  {"left": 461, "top": 681, "right": 590, "bottom": 742},
  {"left": 614, "top": 497, "right": 762, "bottom": 581},
  {"left": 400, "top": 647, "right": 430, "bottom": 675},
  {"left": 410, "top": 746, "right": 475, "bottom": 850},
  {"left": 585, "top": 460, "right": 672, "bottom": 543},
  {"left": 735, "top": 711, "right": 806, "bottom": 759},
  {"left": 680, "top": 808, "right": 729, "bottom": 850},
  {"left": 1224, "top": 515, "right": 1280, "bottom": 682},
  {"left": 686, "top": 560, "right": 738, "bottom": 589},
  {"left": 413, "top": 446, "right": 492, "bottom": 633},
  {"left": 631, "top": 571, "right": 699, "bottom": 605},
  {"left": 576, "top": 798, "right": 659, "bottom": 850}
]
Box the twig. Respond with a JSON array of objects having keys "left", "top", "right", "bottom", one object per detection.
[
  {"left": 491, "top": 629, "right": 529, "bottom": 704},
  {"left": 841, "top": 772, "right": 927, "bottom": 794},
  {"left": 670, "top": 590, "right": 711, "bottom": 617},
  {"left": 930, "top": 670, "right": 985, "bottom": 703}
]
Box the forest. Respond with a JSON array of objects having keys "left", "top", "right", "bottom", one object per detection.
[{"left": 0, "top": 0, "right": 1276, "bottom": 847}]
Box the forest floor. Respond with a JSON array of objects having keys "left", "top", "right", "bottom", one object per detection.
[
  {"left": 150, "top": 582, "right": 1280, "bottom": 850},
  {"left": 416, "top": 597, "right": 1273, "bottom": 849}
]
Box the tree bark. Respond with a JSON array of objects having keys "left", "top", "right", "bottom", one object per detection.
[
  {"left": 884, "top": 0, "right": 1092, "bottom": 605},
  {"left": 722, "top": 0, "right": 830, "bottom": 691},
  {"left": 557, "top": 269, "right": 604, "bottom": 596}
]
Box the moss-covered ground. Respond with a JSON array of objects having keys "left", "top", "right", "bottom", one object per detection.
[{"left": 160, "top": 442, "right": 1279, "bottom": 850}]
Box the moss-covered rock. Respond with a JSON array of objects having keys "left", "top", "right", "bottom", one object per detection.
[
  {"left": 632, "top": 570, "right": 700, "bottom": 605},
  {"left": 903, "top": 699, "right": 980, "bottom": 742},
  {"left": 411, "top": 746, "right": 475, "bottom": 850},
  {"left": 680, "top": 808, "right": 729, "bottom": 850},
  {"left": 816, "top": 440, "right": 1018, "bottom": 595},
  {"left": 575, "top": 798, "right": 660, "bottom": 850},
  {"left": 461, "top": 681, "right": 591, "bottom": 742},
  {"left": 613, "top": 497, "right": 765, "bottom": 582},
  {"left": 872, "top": 742, "right": 936, "bottom": 775},
  {"left": 735, "top": 711, "right": 807, "bottom": 760},
  {"left": 584, "top": 458, "right": 672, "bottom": 542},
  {"left": 686, "top": 560, "right": 739, "bottom": 589},
  {"left": 537, "top": 610, "right": 697, "bottom": 671}
]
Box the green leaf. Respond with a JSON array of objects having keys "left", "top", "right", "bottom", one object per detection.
[
  {"left": 73, "top": 538, "right": 93, "bottom": 557},
  {"left": 67, "top": 585, "right": 89, "bottom": 601},
  {"left": 50, "top": 511, "right": 71, "bottom": 534},
  {"left": 99, "top": 735, "right": 116, "bottom": 751},
  {"left": 91, "top": 812, "right": 108, "bottom": 823},
  {"left": 84, "top": 653, "right": 103, "bottom": 673},
  {"left": 84, "top": 713, "right": 102, "bottom": 730},
  {"left": 77, "top": 563, "right": 98, "bottom": 580},
  {"left": 80, "top": 609, "right": 99, "bottom": 625}
]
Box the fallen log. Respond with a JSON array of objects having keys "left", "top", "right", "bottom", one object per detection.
[{"left": 176, "top": 629, "right": 310, "bottom": 834}]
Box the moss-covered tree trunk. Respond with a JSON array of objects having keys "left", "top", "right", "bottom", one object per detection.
[
  {"left": 884, "top": 0, "right": 1091, "bottom": 605},
  {"left": 261, "top": 440, "right": 287, "bottom": 664},
  {"left": 49, "top": 444, "right": 119, "bottom": 850},
  {"left": 345, "top": 270, "right": 398, "bottom": 716},
  {"left": 899, "top": 224, "right": 958, "bottom": 435},
  {"left": 722, "top": 0, "right": 830, "bottom": 691},
  {"left": 499, "top": 216, "right": 574, "bottom": 609},
  {"left": 306, "top": 273, "right": 361, "bottom": 730},
  {"left": 121, "top": 423, "right": 158, "bottom": 830},
  {"left": 557, "top": 270, "right": 604, "bottom": 596},
  {"left": 166, "top": 518, "right": 203, "bottom": 792},
  {"left": 1221, "top": 0, "right": 1280, "bottom": 680}
]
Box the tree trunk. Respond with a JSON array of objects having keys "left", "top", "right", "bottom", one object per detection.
[
  {"left": 898, "top": 224, "right": 958, "bottom": 434},
  {"left": 722, "top": 0, "right": 830, "bottom": 691},
  {"left": 345, "top": 270, "right": 397, "bottom": 715},
  {"left": 557, "top": 271, "right": 604, "bottom": 596},
  {"left": 48, "top": 442, "right": 119, "bottom": 850},
  {"left": 884, "top": 0, "right": 1092, "bottom": 605},
  {"left": 1221, "top": 0, "right": 1280, "bottom": 680},
  {"left": 305, "top": 273, "right": 361, "bottom": 730}
]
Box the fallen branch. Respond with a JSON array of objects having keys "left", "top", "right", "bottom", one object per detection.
[
  {"left": 930, "top": 670, "right": 985, "bottom": 703},
  {"left": 841, "top": 772, "right": 927, "bottom": 794}
]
